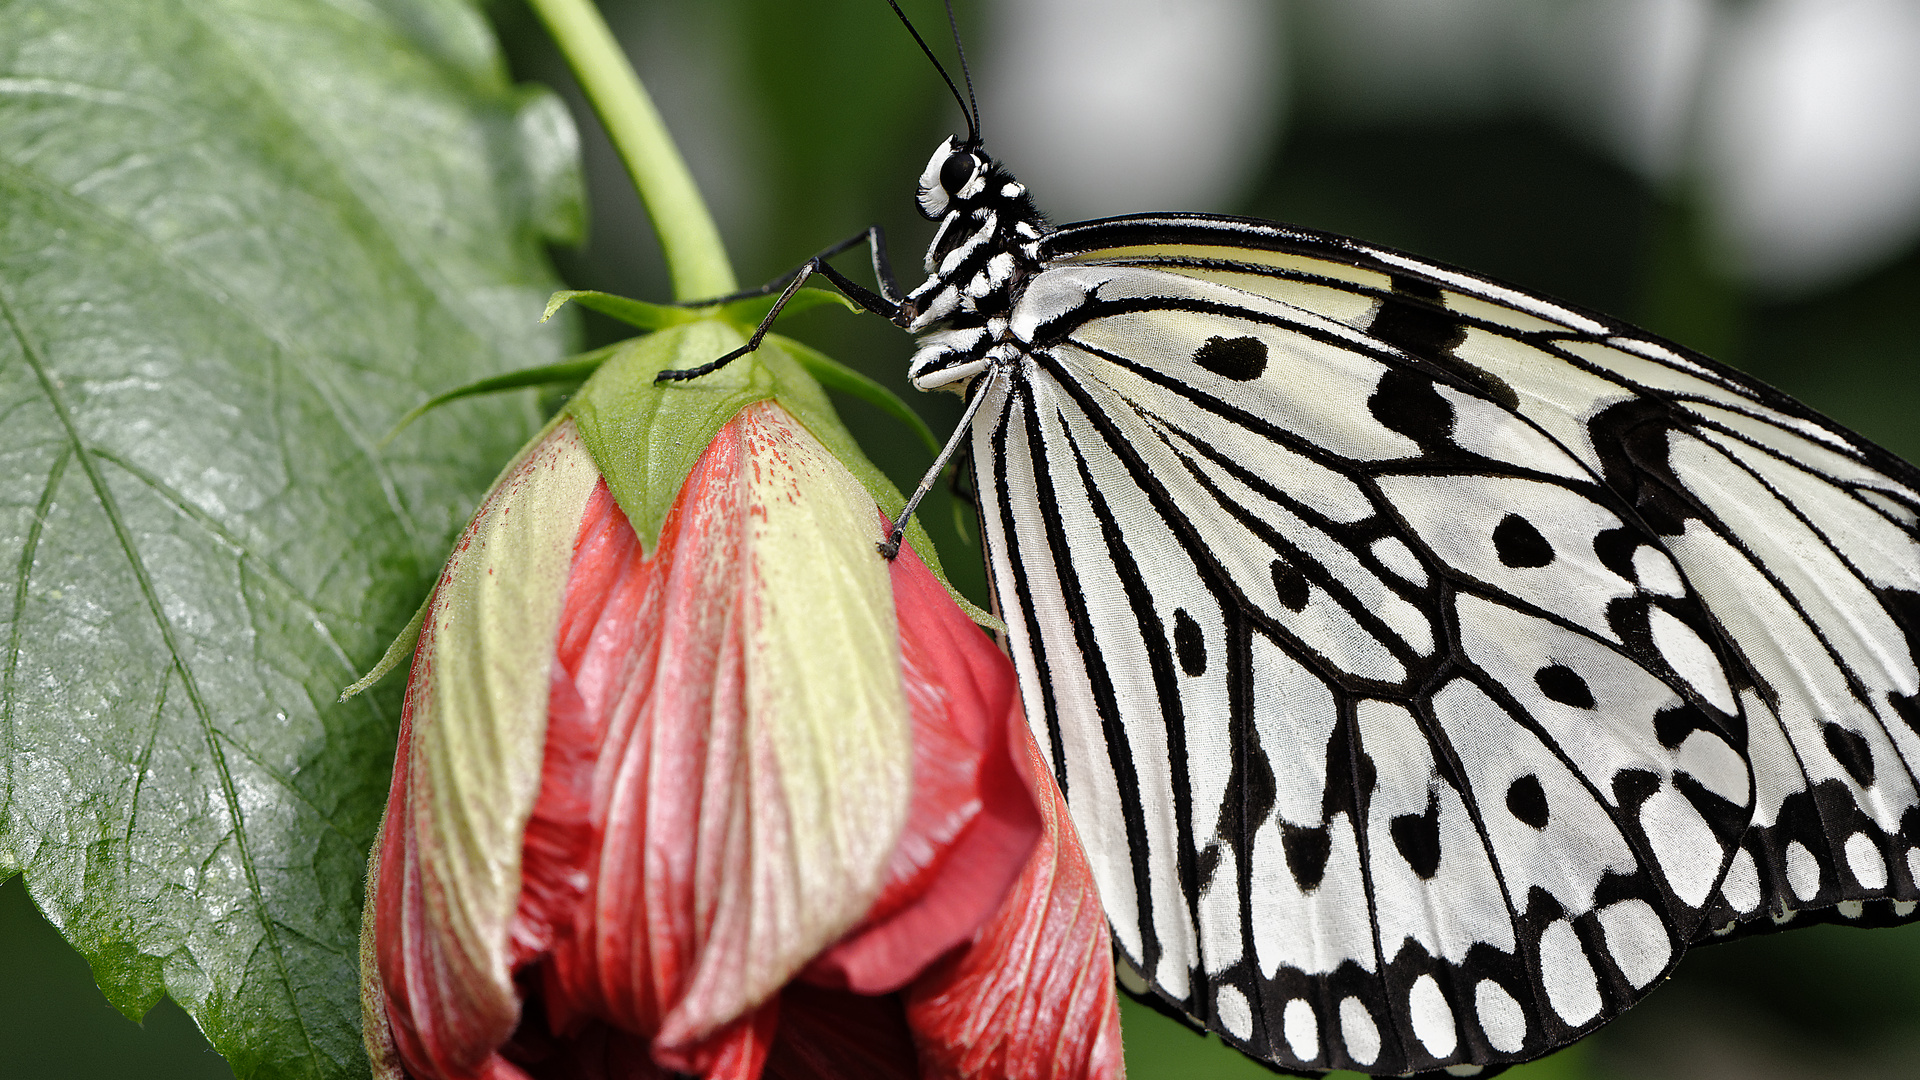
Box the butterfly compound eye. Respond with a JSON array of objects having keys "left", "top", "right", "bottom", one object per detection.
[{"left": 939, "top": 151, "right": 975, "bottom": 197}]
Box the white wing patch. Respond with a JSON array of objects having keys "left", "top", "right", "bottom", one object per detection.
[
  {"left": 1251, "top": 807, "right": 1376, "bottom": 977},
  {"left": 1427, "top": 678, "right": 1638, "bottom": 917}
]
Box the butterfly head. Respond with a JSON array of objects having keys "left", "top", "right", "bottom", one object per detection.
[
  {"left": 912, "top": 136, "right": 1045, "bottom": 269},
  {"left": 916, "top": 136, "right": 989, "bottom": 220}
]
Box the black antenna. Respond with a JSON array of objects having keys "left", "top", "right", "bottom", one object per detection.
[
  {"left": 943, "top": 0, "right": 980, "bottom": 142},
  {"left": 886, "top": 0, "right": 978, "bottom": 144}
]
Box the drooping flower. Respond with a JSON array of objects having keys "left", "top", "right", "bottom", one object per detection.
[{"left": 358, "top": 380, "right": 1124, "bottom": 1080}]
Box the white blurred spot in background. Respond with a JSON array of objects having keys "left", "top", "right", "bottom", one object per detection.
[
  {"left": 1703, "top": 0, "right": 1920, "bottom": 290},
  {"left": 984, "top": 0, "right": 1920, "bottom": 293},
  {"left": 981, "top": 0, "right": 1287, "bottom": 222}
]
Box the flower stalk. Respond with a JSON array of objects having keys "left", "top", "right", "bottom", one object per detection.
[{"left": 524, "top": 0, "right": 735, "bottom": 300}]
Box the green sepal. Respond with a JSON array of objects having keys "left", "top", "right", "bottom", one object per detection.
[
  {"left": 565, "top": 322, "right": 775, "bottom": 554},
  {"left": 383, "top": 344, "right": 620, "bottom": 444},
  {"left": 542, "top": 289, "right": 698, "bottom": 330},
  {"left": 771, "top": 334, "right": 939, "bottom": 455},
  {"left": 543, "top": 286, "right": 853, "bottom": 337},
  {"left": 338, "top": 595, "right": 430, "bottom": 700},
  {"left": 563, "top": 319, "right": 994, "bottom": 624},
  {"left": 719, "top": 287, "right": 861, "bottom": 329}
]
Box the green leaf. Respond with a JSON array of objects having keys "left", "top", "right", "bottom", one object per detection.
[{"left": 0, "top": 2, "right": 578, "bottom": 1078}]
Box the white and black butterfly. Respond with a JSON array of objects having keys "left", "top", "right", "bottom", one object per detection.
[{"left": 665, "top": 7, "right": 1920, "bottom": 1076}]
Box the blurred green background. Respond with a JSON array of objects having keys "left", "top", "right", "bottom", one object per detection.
[{"left": 6, "top": 0, "right": 1920, "bottom": 1076}]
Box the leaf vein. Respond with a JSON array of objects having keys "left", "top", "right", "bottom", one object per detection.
[
  {"left": 213, "top": 725, "right": 359, "bottom": 849},
  {"left": 2, "top": 444, "right": 73, "bottom": 832},
  {"left": 123, "top": 669, "right": 171, "bottom": 885},
  {"left": 90, "top": 449, "right": 363, "bottom": 649},
  {"left": 0, "top": 145, "right": 429, "bottom": 577}
]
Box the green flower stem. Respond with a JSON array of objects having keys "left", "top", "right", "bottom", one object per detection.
[{"left": 527, "top": 0, "right": 737, "bottom": 301}]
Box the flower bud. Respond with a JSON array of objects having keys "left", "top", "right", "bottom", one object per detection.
[{"left": 361, "top": 332, "right": 1120, "bottom": 1080}]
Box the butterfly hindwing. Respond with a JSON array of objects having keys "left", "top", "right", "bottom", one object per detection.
[{"left": 973, "top": 250, "right": 1759, "bottom": 1073}]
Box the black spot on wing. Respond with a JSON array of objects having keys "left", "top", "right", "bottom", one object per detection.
[
  {"left": 1612, "top": 769, "right": 1660, "bottom": 812},
  {"left": 1368, "top": 279, "right": 1467, "bottom": 357},
  {"left": 1245, "top": 732, "right": 1277, "bottom": 837},
  {"left": 1390, "top": 794, "right": 1443, "bottom": 878},
  {"left": 1882, "top": 589, "right": 1920, "bottom": 736},
  {"left": 1493, "top": 513, "right": 1554, "bottom": 568},
  {"left": 1823, "top": 722, "right": 1876, "bottom": 787},
  {"left": 1374, "top": 273, "right": 1524, "bottom": 410},
  {"left": 1173, "top": 608, "right": 1207, "bottom": 677},
  {"left": 1653, "top": 703, "right": 1705, "bottom": 750},
  {"left": 1271, "top": 557, "right": 1310, "bottom": 612},
  {"left": 1583, "top": 399, "right": 1699, "bottom": 536},
  {"left": 1196, "top": 841, "right": 1222, "bottom": 888},
  {"left": 1894, "top": 691, "right": 1920, "bottom": 738},
  {"left": 1506, "top": 775, "right": 1550, "bottom": 829},
  {"left": 1534, "top": 664, "right": 1596, "bottom": 709},
  {"left": 1882, "top": 587, "right": 1920, "bottom": 643},
  {"left": 1592, "top": 527, "right": 1641, "bottom": 581},
  {"left": 1368, "top": 368, "right": 1454, "bottom": 446},
  {"left": 1283, "top": 822, "right": 1333, "bottom": 889},
  {"left": 1192, "top": 334, "right": 1268, "bottom": 381}
]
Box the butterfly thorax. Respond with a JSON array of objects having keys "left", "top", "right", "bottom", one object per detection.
[{"left": 900, "top": 137, "right": 1048, "bottom": 393}]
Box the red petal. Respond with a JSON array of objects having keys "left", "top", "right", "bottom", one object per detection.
[
  {"left": 904, "top": 720, "right": 1125, "bottom": 1080},
  {"left": 658, "top": 1000, "right": 780, "bottom": 1080},
  {"left": 805, "top": 535, "right": 1043, "bottom": 994},
  {"left": 525, "top": 471, "right": 690, "bottom": 1043},
  {"left": 370, "top": 421, "right": 603, "bottom": 1080},
  {"left": 508, "top": 478, "right": 656, "bottom": 1041}
]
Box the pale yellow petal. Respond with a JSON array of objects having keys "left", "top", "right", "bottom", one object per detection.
[{"left": 402, "top": 419, "right": 600, "bottom": 1022}]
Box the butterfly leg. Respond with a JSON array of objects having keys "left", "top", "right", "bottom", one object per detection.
[
  {"left": 656, "top": 226, "right": 908, "bottom": 382},
  {"left": 879, "top": 368, "right": 998, "bottom": 559}
]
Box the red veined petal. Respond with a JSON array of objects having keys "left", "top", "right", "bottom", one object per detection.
[
  {"left": 905, "top": 720, "right": 1126, "bottom": 1080},
  {"left": 659, "top": 1000, "right": 780, "bottom": 1080}
]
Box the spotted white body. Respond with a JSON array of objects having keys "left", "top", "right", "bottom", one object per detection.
[{"left": 881, "top": 135, "right": 1920, "bottom": 1077}]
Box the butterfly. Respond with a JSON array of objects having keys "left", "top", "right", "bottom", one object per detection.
[{"left": 663, "top": 5, "right": 1920, "bottom": 1076}]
